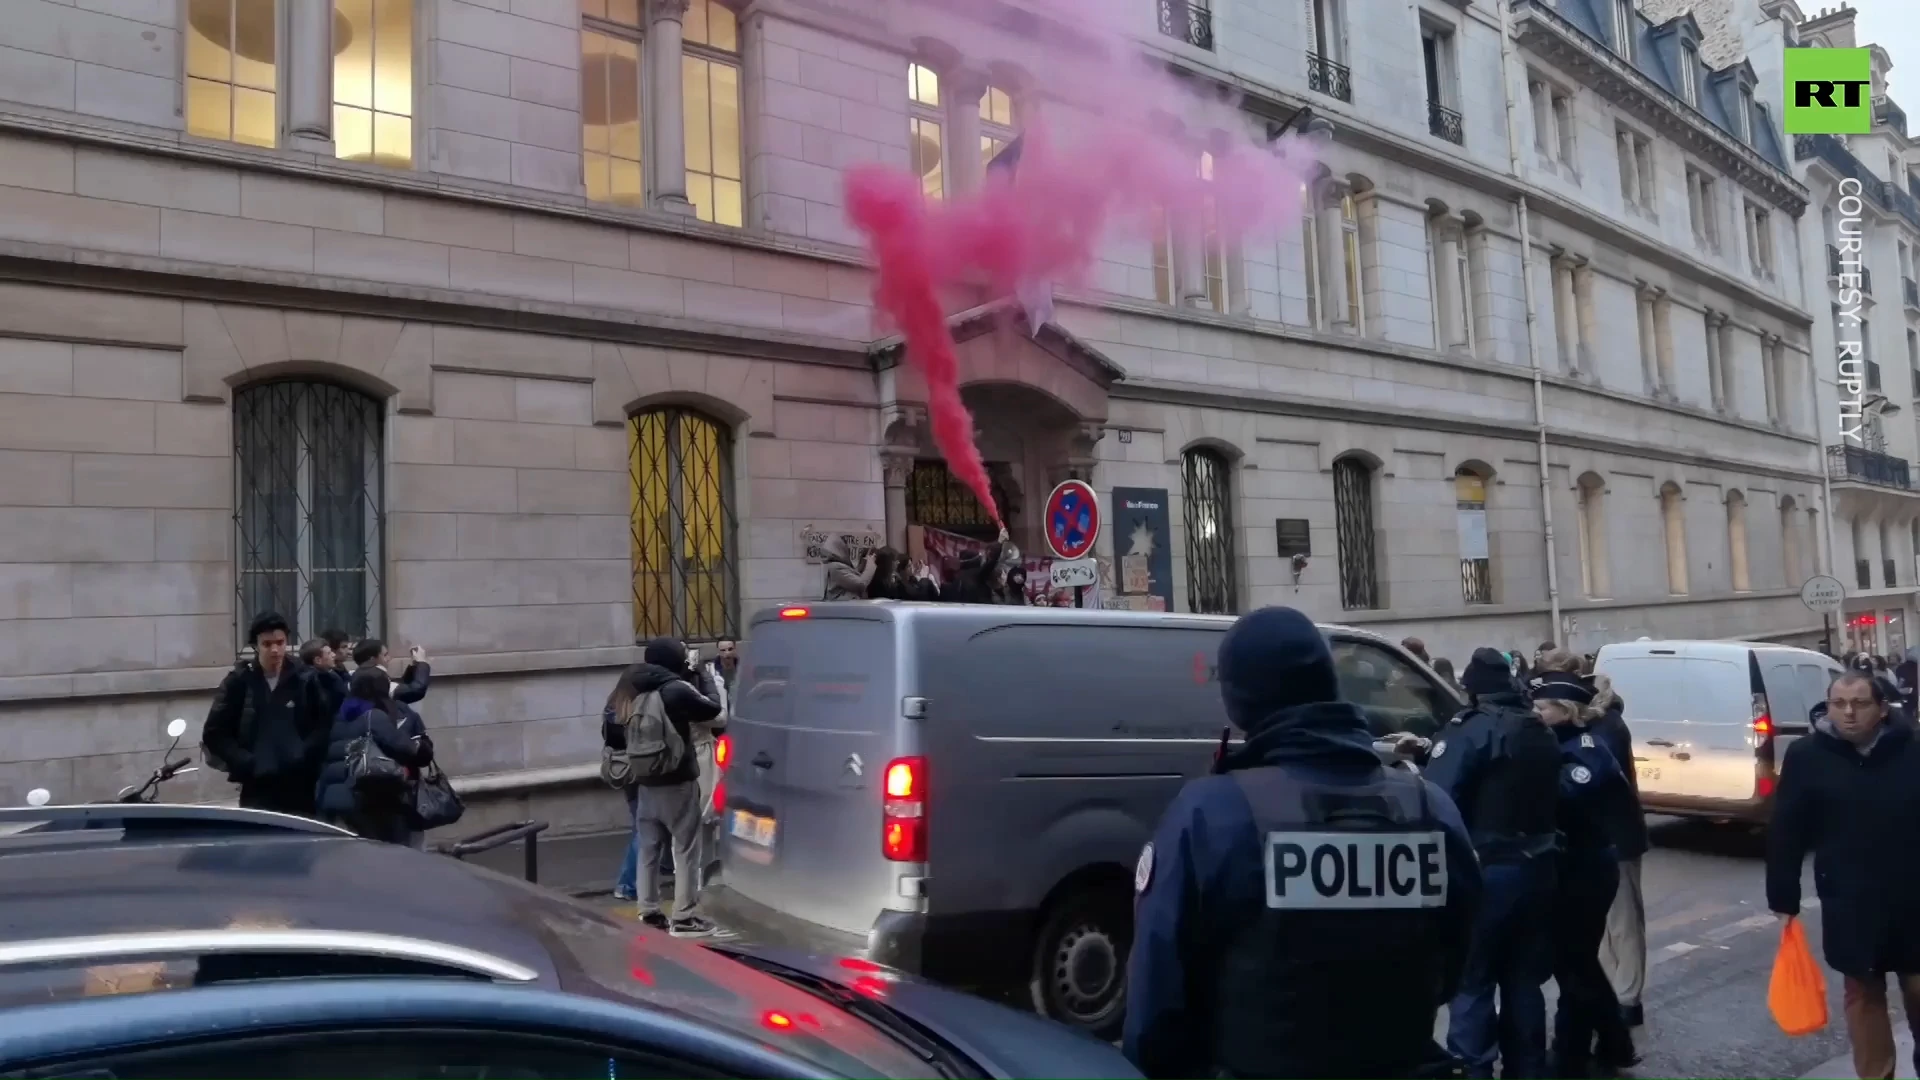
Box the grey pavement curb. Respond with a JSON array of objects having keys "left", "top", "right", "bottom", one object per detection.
[{"left": 1800, "top": 1033, "right": 1914, "bottom": 1078}]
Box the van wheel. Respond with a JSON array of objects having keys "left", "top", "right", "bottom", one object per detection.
[{"left": 1029, "top": 889, "right": 1130, "bottom": 1039}]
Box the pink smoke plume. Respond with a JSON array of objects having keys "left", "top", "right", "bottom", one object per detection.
[{"left": 844, "top": 0, "right": 1319, "bottom": 530}]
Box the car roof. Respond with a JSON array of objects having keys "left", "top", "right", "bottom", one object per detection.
[
  {"left": 749, "top": 601, "right": 1414, "bottom": 651},
  {"left": 1595, "top": 640, "right": 1835, "bottom": 663},
  {"left": 0, "top": 812, "right": 933, "bottom": 1077}
]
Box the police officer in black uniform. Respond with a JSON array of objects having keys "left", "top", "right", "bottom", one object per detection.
[
  {"left": 1530, "top": 671, "right": 1638, "bottom": 1075},
  {"left": 1122, "top": 607, "right": 1484, "bottom": 1079},
  {"left": 1421, "top": 648, "right": 1564, "bottom": 1079}
]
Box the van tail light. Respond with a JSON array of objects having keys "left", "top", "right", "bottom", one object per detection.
[
  {"left": 1756, "top": 773, "right": 1776, "bottom": 798},
  {"left": 882, "top": 756, "right": 927, "bottom": 862},
  {"left": 1748, "top": 694, "right": 1774, "bottom": 750},
  {"left": 779, "top": 607, "right": 810, "bottom": 619},
  {"left": 713, "top": 735, "right": 732, "bottom": 814}
]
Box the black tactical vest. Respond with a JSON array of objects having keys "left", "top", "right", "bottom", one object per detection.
[
  {"left": 1209, "top": 764, "right": 1456, "bottom": 1079},
  {"left": 1465, "top": 706, "right": 1563, "bottom": 862}
]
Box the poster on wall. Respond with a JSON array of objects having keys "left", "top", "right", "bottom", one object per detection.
[{"left": 1109, "top": 487, "right": 1174, "bottom": 613}]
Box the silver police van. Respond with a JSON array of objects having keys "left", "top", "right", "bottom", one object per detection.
[{"left": 706, "top": 602, "right": 1462, "bottom": 1037}]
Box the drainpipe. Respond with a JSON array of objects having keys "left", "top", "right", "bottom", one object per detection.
[{"left": 1498, "top": 0, "right": 1564, "bottom": 644}]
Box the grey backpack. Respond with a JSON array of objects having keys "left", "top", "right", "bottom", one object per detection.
[{"left": 601, "top": 690, "right": 686, "bottom": 787}]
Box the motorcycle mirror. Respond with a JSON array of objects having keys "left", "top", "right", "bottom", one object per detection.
[
  {"left": 26, "top": 789, "right": 51, "bottom": 807},
  {"left": 165, "top": 718, "right": 188, "bottom": 739}
]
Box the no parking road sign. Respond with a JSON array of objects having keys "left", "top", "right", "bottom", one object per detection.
[{"left": 1044, "top": 479, "right": 1100, "bottom": 562}]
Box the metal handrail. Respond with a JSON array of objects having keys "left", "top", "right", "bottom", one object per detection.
[
  {"left": 437, "top": 820, "right": 549, "bottom": 884},
  {"left": 0, "top": 929, "right": 539, "bottom": 982}
]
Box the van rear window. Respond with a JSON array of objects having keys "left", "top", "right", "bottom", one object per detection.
[
  {"left": 738, "top": 621, "right": 892, "bottom": 730},
  {"left": 1603, "top": 656, "right": 1748, "bottom": 727}
]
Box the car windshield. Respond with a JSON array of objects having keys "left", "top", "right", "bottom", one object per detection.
[{"left": 529, "top": 901, "right": 941, "bottom": 1078}]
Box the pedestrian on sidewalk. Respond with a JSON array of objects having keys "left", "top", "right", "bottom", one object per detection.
[
  {"left": 603, "top": 640, "right": 721, "bottom": 938},
  {"left": 1768, "top": 670, "right": 1920, "bottom": 1080},
  {"left": 201, "top": 612, "right": 332, "bottom": 818}
]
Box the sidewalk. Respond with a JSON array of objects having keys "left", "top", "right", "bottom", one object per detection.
[{"left": 1801, "top": 1036, "right": 1915, "bottom": 1079}]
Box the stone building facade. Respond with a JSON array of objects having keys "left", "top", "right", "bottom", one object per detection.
[
  {"left": 1792, "top": 3, "right": 1920, "bottom": 658},
  {"left": 0, "top": 0, "right": 1820, "bottom": 822}
]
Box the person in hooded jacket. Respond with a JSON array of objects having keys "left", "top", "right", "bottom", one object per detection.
[
  {"left": 313, "top": 668, "right": 434, "bottom": 843},
  {"left": 603, "top": 639, "right": 723, "bottom": 938},
  {"left": 1530, "top": 671, "right": 1638, "bottom": 1075},
  {"left": 1768, "top": 669, "right": 1920, "bottom": 1080},
  {"left": 939, "top": 538, "right": 1007, "bottom": 604},
  {"left": 864, "top": 547, "right": 910, "bottom": 600},
  {"left": 1421, "top": 648, "right": 1563, "bottom": 1079},
  {"left": 820, "top": 535, "right": 875, "bottom": 600},
  {"left": 1122, "top": 607, "right": 1483, "bottom": 1080}
]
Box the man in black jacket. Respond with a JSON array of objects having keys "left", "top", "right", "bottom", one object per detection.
[
  {"left": 604, "top": 638, "right": 721, "bottom": 938},
  {"left": 1590, "top": 676, "right": 1652, "bottom": 1029},
  {"left": 201, "top": 612, "right": 331, "bottom": 818},
  {"left": 1768, "top": 671, "right": 1920, "bottom": 1080}
]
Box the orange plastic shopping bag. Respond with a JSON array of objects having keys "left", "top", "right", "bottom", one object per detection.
[{"left": 1768, "top": 916, "right": 1829, "bottom": 1036}]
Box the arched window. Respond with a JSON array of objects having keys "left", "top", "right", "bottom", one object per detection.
[
  {"left": 1727, "top": 490, "right": 1750, "bottom": 592},
  {"left": 980, "top": 83, "right": 1017, "bottom": 168},
  {"left": 1182, "top": 447, "right": 1239, "bottom": 614},
  {"left": 1576, "top": 472, "right": 1609, "bottom": 598},
  {"left": 907, "top": 62, "right": 945, "bottom": 199},
  {"left": 630, "top": 406, "right": 739, "bottom": 641},
  {"left": 1660, "top": 482, "right": 1688, "bottom": 595},
  {"left": 1340, "top": 191, "right": 1364, "bottom": 329},
  {"left": 1333, "top": 455, "right": 1380, "bottom": 610},
  {"left": 233, "top": 379, "right": 385, "bottom": 643},
  {"left": 1455, "top": 466, "right": 1491, "bottom": 604},
  {"left": 1781, "top": 496, "right": 1801, "bottom": 586}
]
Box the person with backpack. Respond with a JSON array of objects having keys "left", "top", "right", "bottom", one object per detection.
[
  {"left": 314, "top": 668, "right": 434, "bottom": 843},
  {"left": 602, "top": 639, "right": 721, "bottom": 938},
  {"left": 202, "top": 612, "right": 332, "bottom": 818}
]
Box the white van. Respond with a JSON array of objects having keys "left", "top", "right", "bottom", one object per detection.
[{"left": 1593, "top": 640, "right": 1841, "bottom": 823}]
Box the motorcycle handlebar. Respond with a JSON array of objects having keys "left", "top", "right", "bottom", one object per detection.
[{"left": 162, "top": 757, "right": 191, "bottom": 775}]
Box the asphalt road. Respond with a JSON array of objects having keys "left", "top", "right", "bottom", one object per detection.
[{"left": 519, "top": 819, "right": 1881, "bottom": 1079}]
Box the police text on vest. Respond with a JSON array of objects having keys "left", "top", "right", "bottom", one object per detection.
[{"left": 1262, "top": 831, "right": 1448, "bottom": 909}]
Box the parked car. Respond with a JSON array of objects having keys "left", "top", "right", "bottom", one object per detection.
[
  {"left": 1594, "top": 639, "right": 1841, "bottom": 824},
  {"left": 0, "top": 803, "right": 1137, "bottom": 1080},
  {"left": 707, "top": 603, "right": 1462, "bottom": 1039}
]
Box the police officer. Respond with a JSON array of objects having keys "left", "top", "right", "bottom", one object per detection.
[
  {"left": 1421, "top": 649, "right": 1563, "bottom": 1079},
  {"left": 1529, "top": 671, "right": 1638, "bottom": 1075},
  {"left": 1122, "top": 607, "right": 1484, "bottom": 1079}
]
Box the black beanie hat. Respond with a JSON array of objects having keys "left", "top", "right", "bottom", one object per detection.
[{"left": 1461, "top": 647, "right": 1515, "bottom": 697}]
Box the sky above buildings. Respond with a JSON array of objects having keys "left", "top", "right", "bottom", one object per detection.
[{"left": 1851, "top": 0, "right": 1917, "bottom": 109}]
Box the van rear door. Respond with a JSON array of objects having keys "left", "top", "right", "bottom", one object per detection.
[
  {"left": 721, "top": 612, "right": 902, "bottom": 937},
  {"left": 1609, "top": 649, "right": 1763, "bottom": 802}
]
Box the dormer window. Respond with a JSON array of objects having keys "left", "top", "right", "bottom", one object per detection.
[
  {"left": 1679, "top": 45, "right": 1698, "bottom": 106},
  {"left": 1611, "top": 0, "right": 1637, "bottom": 62}
]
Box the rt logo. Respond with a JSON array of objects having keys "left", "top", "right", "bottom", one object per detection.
[{"left": 1784, "top": 48, "right": 1873, "bottom": 135}]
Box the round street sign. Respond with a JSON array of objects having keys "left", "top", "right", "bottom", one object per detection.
[
  {"left": 1043, "top": 479, "right": 1100, "bottom": 562},
  {"left": 1800, "top": 574, "right": 1846, "bottom": 615}
]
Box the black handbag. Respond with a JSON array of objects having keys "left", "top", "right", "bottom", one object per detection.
[
  {"left": 410, "top": 764, "right": 465, "bottom": 830},
  {"left": 345, "top": 716, "right": 408, "bottom": 796}
]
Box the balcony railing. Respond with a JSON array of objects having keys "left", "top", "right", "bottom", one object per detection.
[
  {"left": 1905, "top": 276, "right": 1919, "bottom": 309},
  {"left": 1866, "top": 359, "right": 1882, "bottom": 390},
  {"left": 1858, "top": 559, "right": 1873, "bottom": 591},
  {"left": 1797, "top": 134, "right": 1920, "bottom": 232},
  {"left": 1829, "top": 443, "right": 1914, "bottom": 490},
  {"left": 1887, "top": 559, "right": 1899, "bottom": 588},
  {"left": 1429, "top": 101, "right": 1464, "bottom": 144},
  {"left": 1308, "top": 51, "right": 1353, "bottom": 103},
  {"left": 1157, "top": 0, "right": 1214, "bottom": 50}
]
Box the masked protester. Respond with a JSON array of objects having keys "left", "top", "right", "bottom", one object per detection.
[{"left": 1123, "top": 606, "right": 1482, "bottom": 1079}]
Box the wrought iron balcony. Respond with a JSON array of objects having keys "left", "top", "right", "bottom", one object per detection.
[
  {"left": 1829, "top": 443, "right": 1914, "bottom": 490},
  {"left": 1157, "top": 0, "right": 1213, "bottom": 50},
  {"left": 1308, "top": 51, "right": 1353, "bottom": 103},
  {"left": 1429, "top": 101, "right": 1464, "bottom": 145},
  {"left": 1905, "top": 276, "right": 1919, "bottom": 309},
  {"left": 1858, "top": 559, "right": 1873, "bottom": 591}
]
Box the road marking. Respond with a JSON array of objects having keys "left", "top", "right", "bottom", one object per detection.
[{"left": 1647, "top": 900, "right": 1815, "bottom": 967}]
